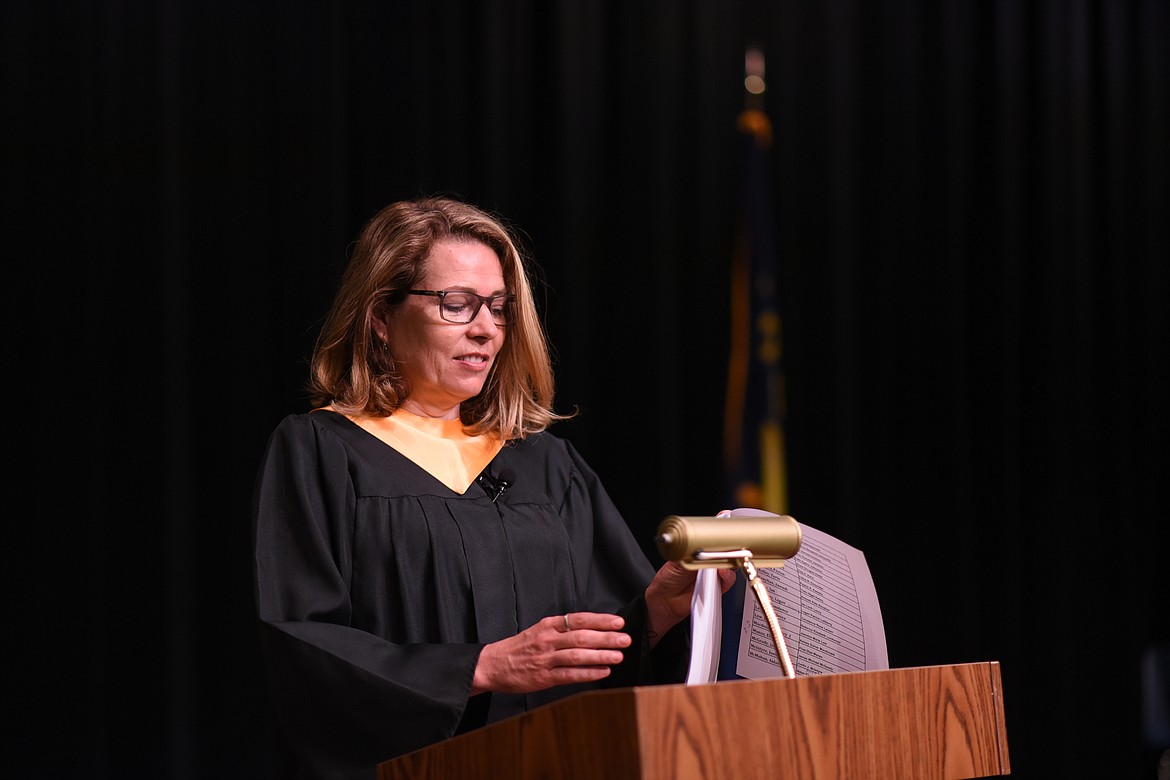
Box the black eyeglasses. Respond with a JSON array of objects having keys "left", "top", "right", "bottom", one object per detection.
[{"left": 407, "top": 290, "right": 515, "bottom": 325}]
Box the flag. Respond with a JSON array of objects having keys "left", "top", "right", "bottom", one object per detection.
[{"left": 724, "top": 106, "right": 788, "bottom": 516}]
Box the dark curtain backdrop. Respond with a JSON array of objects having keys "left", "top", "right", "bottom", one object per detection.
[{"left": 6, "top": 1, "right": 1167, "bottom": 778}]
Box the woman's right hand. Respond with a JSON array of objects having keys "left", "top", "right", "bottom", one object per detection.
[{"left": 470, "top": 612, "right": 632, "bottom": 695}]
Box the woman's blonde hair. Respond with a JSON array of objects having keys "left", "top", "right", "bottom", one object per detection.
[{"left": 309, "top": 197, "right": 566, "bottom": 439}]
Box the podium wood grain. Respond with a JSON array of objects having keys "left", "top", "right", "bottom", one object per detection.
[{"left": 378, "top": 661, "right": 1010, "bottom": 779}]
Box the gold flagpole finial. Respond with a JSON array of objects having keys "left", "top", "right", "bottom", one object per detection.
[
  {"left": 740, "top": 46, "right": 772, "bottom": 148},
  {"left": 744, "top": 46, "right": 766, "bottom": 108}
]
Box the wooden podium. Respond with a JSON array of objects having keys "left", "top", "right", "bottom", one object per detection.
[{"left": 378, "top": 661, "right": 1010, "bottom": 779}]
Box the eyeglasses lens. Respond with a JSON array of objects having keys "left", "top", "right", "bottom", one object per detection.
[{"left": 440, "top": 292, "right": 512, "bottom": 325}]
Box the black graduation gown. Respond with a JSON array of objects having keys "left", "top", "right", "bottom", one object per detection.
[{"left": 252, "top": 410, "right": 687, "bottom": 779}]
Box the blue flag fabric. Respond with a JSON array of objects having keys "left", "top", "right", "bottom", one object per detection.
[{"left": 724, "top": 108, "right": 788, "bottom": 516}]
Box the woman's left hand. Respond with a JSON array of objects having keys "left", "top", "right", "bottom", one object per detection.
[{"left": 643, "top": 561, "right": 736, "bottom": 648}]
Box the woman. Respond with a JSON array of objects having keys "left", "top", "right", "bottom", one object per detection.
[{"left": 253, "top": 197, "right": 731, "bottom": 779}]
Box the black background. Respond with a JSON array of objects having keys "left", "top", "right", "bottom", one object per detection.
[{"left": 5, "top": 1, "right": 1167, "bottom": 778}]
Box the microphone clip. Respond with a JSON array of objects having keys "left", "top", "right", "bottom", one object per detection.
[{"left": 478, "top": 472, "right": 513, "bottom": 504}]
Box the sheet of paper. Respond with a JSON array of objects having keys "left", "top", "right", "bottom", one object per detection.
[
  {"left": 734, "top": 521, "right": 888, "bottom": 678},
  {"left": 684, "top": 568, "right": 722, "bottom": 685},
  {"left": 684, "top": 510, "right": 888, "bottom": 682}
]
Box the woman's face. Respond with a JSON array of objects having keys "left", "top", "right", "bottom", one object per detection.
[{"left": 377, "top": 238, "right": 507, "bottom": 420}]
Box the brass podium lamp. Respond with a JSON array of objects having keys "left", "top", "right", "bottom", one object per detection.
[{"left": 655, "top": 514, "right": 803, "bottom": 679}]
